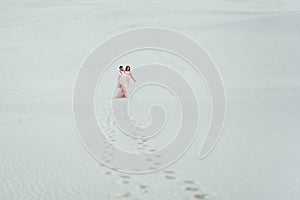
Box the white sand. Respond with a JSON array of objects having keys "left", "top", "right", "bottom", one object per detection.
[{"left": 1, "top": 0, "right": 300, "bottom": 199}]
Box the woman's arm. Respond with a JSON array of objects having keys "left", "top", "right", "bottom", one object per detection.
[{"left": 130, "top": 73, "right": 136, "bottom": 82}]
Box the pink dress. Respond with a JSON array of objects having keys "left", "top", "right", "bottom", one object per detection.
[
  {"left": 124, "top": 71, "right": 131, "bottom": 86},
  {"left": 116, "top": 71, "right": 129, "bottom": 98}
]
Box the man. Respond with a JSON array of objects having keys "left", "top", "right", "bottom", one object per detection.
[
  {"left": 116, "top": 65, "right": 127, "bottom": 98},
  {"left": 119, "top": 65, "right": 124, "bottom": 73},
  {"left": 117, "top": 66, "right": 124, "bottom": 82}
]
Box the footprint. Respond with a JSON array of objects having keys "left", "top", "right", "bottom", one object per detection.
[
  {"left": 148, "top": 166, "right": 157, "bottom": 170},
  {"left": 165, "top": 175, "right": 176, "bottom": 180},
  {"left": 193, "top": 194, "right": 209, "bottom": 199},
  {"left": 139, "top": 184, "right": 147, "bottom": 189},
  {"left": 122, "top": 180, "right": 130, "bottom": 184},
  {"left": 186, "top": 187, "right": 199, "bottom": 192},
  {"left": 116, "top": 192, "right": 131, "bottom": 199},
  {"left": 119, "top": 175, "right": 131, "bottom": 179},
  {"left": 163, "top": 170, "right": 175, "bottom": 174},
  {"left": 184, "top": 180, "right": 195, "bottom": 185}
]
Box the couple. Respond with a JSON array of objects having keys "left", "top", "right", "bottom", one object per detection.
[{"left": 116, "top": 65, "right": 136, "bottom": 98}]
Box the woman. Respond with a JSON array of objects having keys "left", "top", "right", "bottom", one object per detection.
[
  {"left": 125, "top": 65, "right": 136, "bottom": 85},
  {"left": 116, "top": 65, "right": 136, "bottom": 98}
]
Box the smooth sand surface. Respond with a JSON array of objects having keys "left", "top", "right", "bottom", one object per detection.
[{"left": 1, "top": 1, "right": 300, "bottom": 199}]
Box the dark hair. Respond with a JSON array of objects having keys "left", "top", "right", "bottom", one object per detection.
[
  {"left": 125, "top": 66, "right": 131, "bottom": 71},
  {"left": 119, "top": 66, "right": 123, "bottom": 69}
]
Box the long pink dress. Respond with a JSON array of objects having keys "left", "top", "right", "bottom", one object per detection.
[{"left": 116, "top": 71, "right": 130, "bottom": 98}]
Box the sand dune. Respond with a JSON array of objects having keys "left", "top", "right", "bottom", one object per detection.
[{"left": 1, "top": 0, "right": 300, "bottom": 199}]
